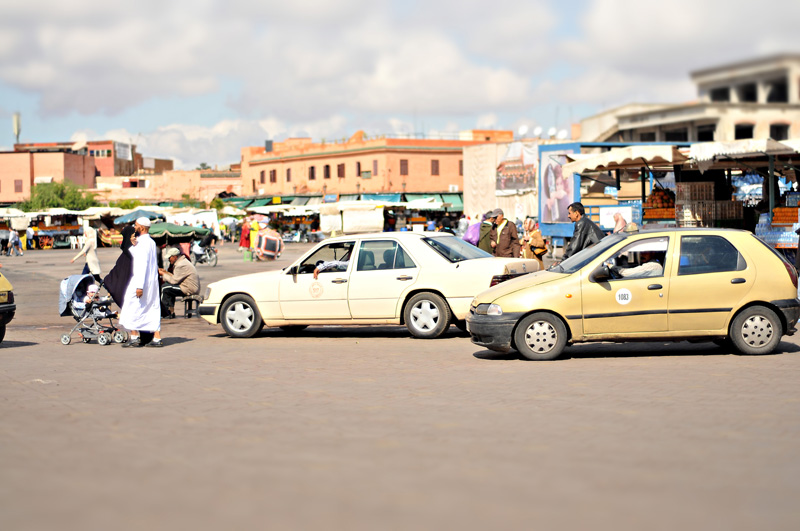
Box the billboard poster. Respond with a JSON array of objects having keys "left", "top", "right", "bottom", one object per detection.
[
  {"left": 539, "top": 150, "right": 578, "bottom": 223},
  {"left": 496, "top": 142, "right": 538, "bottom": 194},
  {"left": 115, "top": 142, "right": 132, "bottom": 161}
]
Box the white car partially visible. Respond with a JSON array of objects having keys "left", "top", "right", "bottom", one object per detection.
[{"left": 199, "top": 232, "right": 541, "bottom": 339}]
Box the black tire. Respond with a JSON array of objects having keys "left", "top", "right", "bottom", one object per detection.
[
  {"left": 82, "top": 337, "right": 92, "bottom": 343},
  {"left": 729, "top": 306, "right": 782, "bottom": 355},
  {"left": 0, "top": 323, "right": 6, "bottom": 343},
  {"left": 280, "top": 325, "right": 308, "bottom": 333},
  {"left": 190, "top": 252, "right": 197, "bottom": 265},
  {"left": 513, "top": 312, "right": 568, "bottom": 361},
  {"left": 208, "top": 250, "right": 218, "bottom": 267},
  {"left": 220, "top": 294, "right": 263, "bottom": 338},
  {"left": 404, "top": 292, "right": 451, "bottom": 339}
]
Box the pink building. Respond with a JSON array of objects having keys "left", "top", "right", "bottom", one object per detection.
[{"left": 0, "top": 151, "right": 96, "bottom": 204}]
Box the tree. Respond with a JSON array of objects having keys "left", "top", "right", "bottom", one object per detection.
[
  {"left": 16, "top": 181, "right": 99, "bottom": 211},
  {"left": 209, "top": 197, "right": 225, "bottom": 212},
  {"left": 110, "top": 199, "right": 144, "bottom": 209},
  {"left": 196, "top": 162, "right": 211, "bottom": 170},
  {"left": 181, "top": 193, "right": 205, "bottom": 208}
]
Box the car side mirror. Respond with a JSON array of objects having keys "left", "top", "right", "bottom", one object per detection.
[
  {"left": 288, "top": 265, "right": 298, "bottom": 276},
  {"left": 590, "top": 264, "right": 611, "bottom": 283}
]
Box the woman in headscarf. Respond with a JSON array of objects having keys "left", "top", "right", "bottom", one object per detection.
[
  {"left": 612, "top": 212, "right": 628, "bottom": 233},
  {"left": 103, "top": 225, "right": 136, "bottom": 307},
  {"left": 71, "top": 225, "right": 101, "bottom": 282}
]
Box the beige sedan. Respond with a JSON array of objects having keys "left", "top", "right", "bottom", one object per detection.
[{"left": 199, "top": 232, "right": 540, "bottom": 339}]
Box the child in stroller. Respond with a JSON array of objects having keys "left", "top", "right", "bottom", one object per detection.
[{"left": 59, "top": 273, "right": 128, "bottom": 346}]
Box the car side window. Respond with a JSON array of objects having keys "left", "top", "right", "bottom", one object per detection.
[
  {"left": 357, "top": 241, "right": 417, "bottom": 271},
  {"left": 297, "top": 242, "right": 354, "bottom": 274},
  {"left": 678, "top": 235, "right": 745, "bottom": 276},
  {"left": 607, "top": 237, "right": 668, "bottom": 280}
]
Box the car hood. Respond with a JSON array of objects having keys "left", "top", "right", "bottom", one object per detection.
[
  {"left": 206, "top": 270, "right": 281, "bottom": 300},
  {"left": 474, "top": 270, "right": 565, "bottom": 303}
]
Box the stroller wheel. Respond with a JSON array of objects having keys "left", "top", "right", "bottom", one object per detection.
[
  {"left": 60, "top": 334, "right": 72, "bottom": 345},
  {"left": 112, "top": 330, "right": 128, "bottom": 344},
  {"left": 82, "top": 337, "right": 91, "bottom": 343},
  {"left": 97, "top": 332, "right": 112, "bottom": 346}
]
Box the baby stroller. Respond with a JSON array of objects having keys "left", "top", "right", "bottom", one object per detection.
[{"left": 58, "top": 274, "right": 128, "bottom": 346}]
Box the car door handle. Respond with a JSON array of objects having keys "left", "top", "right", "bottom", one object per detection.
[
  {"left": 396, "top": 275, "right": 414, "bottom": 281},
  {"left": 731, "top": 278, "right": 746, "bottom": 284},
  {"left": 331, "top": 278, "right": 348, "bottom": 284},
  {"left": 647, "top": 284, "right": 662, "bottom": 290}
]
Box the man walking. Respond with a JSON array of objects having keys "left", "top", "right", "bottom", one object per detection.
[
  {"left": 120, "top": 217, "right": 163, "bottom": 348},
  {"left": 489, "top": 208, "right": 521, "bottom": 258},
  {"left": 562, "top": 202, "right": 605, "bottom": 259},
  {"left": 477, "top": 211, "right": 496, "bottom": 254},
  {"left": 158, "top": 247, "right": 200, "bottom": 319}
]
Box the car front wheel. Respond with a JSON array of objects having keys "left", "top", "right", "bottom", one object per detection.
[
  {"left": 514, "top": 312, "right": 567, "bottom": 361},
  {"left": 404, "top": 292, "right": 451, "bottom": 339},
  {"left": 220, "top": 295, "right": 263, "bottom": 338},
  {"left": 730, "top": 306, "right": 782, "bottom": 355}
]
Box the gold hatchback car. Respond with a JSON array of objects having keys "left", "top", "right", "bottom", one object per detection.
[{"left": 467, "top": 228, "right": 800, "bottom": 360}]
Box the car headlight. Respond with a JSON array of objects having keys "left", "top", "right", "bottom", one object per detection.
[
  {"left": 475, "top": 303, "right": 503, "bottom": 316},
  {"left": 203, "top": 287, "right": 212, "bottom": 301}
]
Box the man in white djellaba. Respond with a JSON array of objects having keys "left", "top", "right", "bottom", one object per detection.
[{"left": 120, "top": 217, "right": 163, "bottom": 348}]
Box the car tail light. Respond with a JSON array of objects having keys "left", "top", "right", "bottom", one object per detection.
[
  {"left": 784, "top": 262, "right": 798, "bottom": 289},
  {"left": 490, "top": 273, "right": 526, "bottom": 287}
]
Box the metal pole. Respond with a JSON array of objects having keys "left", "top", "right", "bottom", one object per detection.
[
  {"left": 768, "top": 155, "right": 775, "bottom": 223},
  {"left": 641, "top": 166, "right": 646, "bottom": 203}
]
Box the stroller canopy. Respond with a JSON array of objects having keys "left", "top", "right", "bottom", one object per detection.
[{"left": 59, "top": 274, "right": 96, "bottom": 316}]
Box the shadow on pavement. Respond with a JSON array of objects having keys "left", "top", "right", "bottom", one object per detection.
[
  {"left": 473, "top": 340, "right": 800, "bottom": 361},
  {"left": 207, "top": 326, "right": 470, "bottom": 340},
  {"left": 0, "top": 341, "right": 39, "bottom": 348}
]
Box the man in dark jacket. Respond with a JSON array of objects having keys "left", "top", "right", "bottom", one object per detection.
[
  {"left": 489, "top": 208, "right": 521, "bottom": 258},
  {"left": 563, "top": 202, "right": 605, "bottom": 259},
  {"left": 477, "top": 211, "right": 496, "bottom": 253}
]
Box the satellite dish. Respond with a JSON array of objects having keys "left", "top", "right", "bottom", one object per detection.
[
  {"left": 532, "top": 126, "right": 543, "bottom": 137},
  {"left": 517, "top": 125, "right": 529, "bottom": 137},
  {"left": 557, "top": 129, "right": 568, "bottom": 140},
  {"left": 547, "top": 127, "right": 557, "bottom": 138}
]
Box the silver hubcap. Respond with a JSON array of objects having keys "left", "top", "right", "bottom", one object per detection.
[
  {"left": 524, "top": 320, "right": 558, "bottom": 354},
  {"left": 226, "top": 302, "right": 254, "bottom": 331},
  {"left": 410, "top": 300, "right": 440, "bottom": 331},
  {"left": 741, "top": 314, "right": 773, "bottom": 347}
]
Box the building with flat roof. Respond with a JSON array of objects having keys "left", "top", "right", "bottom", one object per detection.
[
  {"left": 577, "top": 54, "right": 800, "bottom": 143},
  {"left": 240, "top": 130, "right": 514, "bottom": 198}
]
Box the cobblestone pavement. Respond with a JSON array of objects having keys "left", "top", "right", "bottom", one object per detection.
[{"left": 1, "top": 243, "right": 799, "bottom": 531}]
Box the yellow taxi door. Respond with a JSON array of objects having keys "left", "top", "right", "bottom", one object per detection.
[
  {"left": 668, "top": 234, "right": 755, "bottom": 332},
  {"left": 278, "top": 241, "right": 354, "bottom": 320},
  {"left": 581, "top": 236, "right": 672, "bottom": 336},
  {"left": 348, "top": 240, "right": 419, "bottom": 319}
]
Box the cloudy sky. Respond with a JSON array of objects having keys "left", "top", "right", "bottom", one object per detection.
[{"left": 1, "top": 0, "right": 798, "bottom": 169}]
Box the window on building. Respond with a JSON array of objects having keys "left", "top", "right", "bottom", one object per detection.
[
  {"left": 106, "top": 150, "right": 111, "bottom": 157},
  {"left": 337, "top": 163, "right": 345, "bottom": 178},
  {"left": 770, "top": 124, "right": 790, "bottom": 141},
  {"left": 260, "top": 170, "right": 265, "bottom": 184},
  {"left": 309, "top": 166, "right": 316, "bottom": 180},
  {"left": 639, "top": 132, "right": 656, "bottom": 142},
  {"left": 15, "top": 179, "right": 23, "bottom": 193},
  {"left": 356, "top": 162, "right": 361, "bottom": 177},
  {"left": 664, "top": 129, "right": 688, "bottom": 142},
  {"left": 766, "top": 78, "right": 789, "bottom": 103},
  {"left": 710, "top": 87, "right": 730, "bottom": 102},
  {"left": 286, "top": 168, "right": 291, "bottom": 182},
  {"left": 400, "top": 159, "right": 408, "bottom": 176},
  {"left": 252, "top": 179, "right": 256, "bottom": 191},
  {"left": 459, "top": 159, "right": 463, "bottom": 176},
  {"left": 372, "top": 160, "right": 378, "bottom": 176},
  {"left": 431, "top": 159, "right": 439, "bottom": 176},
  {"left": 324, "top": 165, "right": 331, "bottom": 179},
  {"left": 735, "top": 124, "right": 754, "bottom": 140},
  {"left": 737, "top": 83, "right": 758, "bottom": 103},
  {"left": 269, "top": 169, "right": 277, "bottom": 183},
  {"left": 697, "top": 125, "right": 716, "bottom": 142},
  {"left": 361, "top": 171, "right": 372, "bottom": 179}
]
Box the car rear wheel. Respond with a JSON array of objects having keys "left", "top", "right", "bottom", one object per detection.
[
  {"left": 220, "top": 295, "right": 263, "bottom": 338},
  {"left": 730, "top": 306, "right": 782, "bottom": 355},
  {"left": 514, "top": 312, "right": 567, "bottom": 361},
  {"left": 404, "top": 292, "right": 451, "bottom": 339}
]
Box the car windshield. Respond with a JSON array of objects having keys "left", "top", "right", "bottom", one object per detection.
[
  {"left": 550, "top": 233, "right": 626, "bottom": 274},
  {"left": 422, "top": 236, "right": 492, "bottom": 263}
]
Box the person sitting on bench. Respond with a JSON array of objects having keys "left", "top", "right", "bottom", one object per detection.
[{"left": 158, "top": 247, "right": 200, "bottom": 319}]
